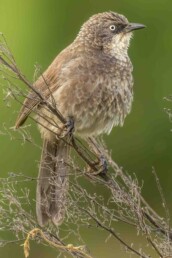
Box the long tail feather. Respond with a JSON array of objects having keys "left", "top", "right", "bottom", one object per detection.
[{"left": 36, "top": 138, "right": 69, "bottom": 226}]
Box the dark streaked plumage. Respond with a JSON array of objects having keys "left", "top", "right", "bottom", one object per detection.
[{"left": 15, "top": 12, "right": 145, "bottom": 226}]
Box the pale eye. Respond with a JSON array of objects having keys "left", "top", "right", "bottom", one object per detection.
[{"left": 109, "top": 25, "right": 116, "bottom": 31}]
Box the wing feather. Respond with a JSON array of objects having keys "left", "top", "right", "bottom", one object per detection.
[{"left": 15, "top": 46, "right": 72, "bottom": 128}]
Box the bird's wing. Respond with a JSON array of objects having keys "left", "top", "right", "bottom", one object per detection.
[
  {"left": 15, "top": 47, "right": 72, "bottom": 128},
  {"left": 15, "top": 90, "right": 40, "bottom": 128}
]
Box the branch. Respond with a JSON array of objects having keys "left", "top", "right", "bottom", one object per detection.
[{"left": 0, "top": 33, "right": 172, "bottom": 258}]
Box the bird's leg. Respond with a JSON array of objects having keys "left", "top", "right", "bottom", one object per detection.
[
  {"left": 65, "top": 117, "right": 75, "bottom": 136},
  {"left": 98, "top": 154, "right": 108, "bottom": 174},
  {"left": 87, "top": 137, "right": 108, "bottom": 175},
  {"left": 59, "top": 117, "right": 75, "bottom": 138}
]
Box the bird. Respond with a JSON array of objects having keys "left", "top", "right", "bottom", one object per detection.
[{"left": 15, "top": 11, "right": 145, "bottom": 226}]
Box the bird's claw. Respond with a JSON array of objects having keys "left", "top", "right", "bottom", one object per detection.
[
  {"left": 92, "top": 155, "right": 108, "bottom": 176},
  {"left": 60, "top": 117, "right": 74, "bottom": 138},
  {"left": 99, "top": 155, "right": 108, "bottom": 174},
  {"left": 65, "top": 117, "right": 75, "bottom": 135}
]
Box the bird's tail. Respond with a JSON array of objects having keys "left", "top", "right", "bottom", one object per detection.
[{"left": 36, "top": 138, "right": 69, "bottom": 226}]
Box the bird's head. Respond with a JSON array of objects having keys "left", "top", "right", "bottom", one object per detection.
[{"left": 77, "top": 12, "right": 145, "bottom": 57}]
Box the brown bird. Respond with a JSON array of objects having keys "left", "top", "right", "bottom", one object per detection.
[{"left": 15, "top": 12, "right": 145, "bottom": 226}]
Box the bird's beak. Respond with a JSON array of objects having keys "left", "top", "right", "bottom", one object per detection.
[{"left": 125, "top": 23, "right": 146, "bottom": 32}]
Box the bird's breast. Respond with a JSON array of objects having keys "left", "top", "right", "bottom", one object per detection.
[
  {"left": 72, "top": 66, "right": 134, "bottom": 137},
  {"left": 37, "top": 55, "right": 134, "bottom": 139}
]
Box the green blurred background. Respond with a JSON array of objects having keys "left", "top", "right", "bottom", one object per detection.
[{"left": 0, "top": 0, "right": 172, "bottom": 257}]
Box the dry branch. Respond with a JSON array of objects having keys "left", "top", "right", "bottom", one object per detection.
[{"left": 0, "top": 34, "right": 172, "bottom": 258}]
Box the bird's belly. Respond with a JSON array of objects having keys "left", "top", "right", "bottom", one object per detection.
[
  {"left": 75, "top": 96, "right": 133, "bottom": 137},
  {"left": 72, "top": 83, "right": 133, "bottom": 137},
  {"left": 37, "top": 79, "right": 133, "bottom": 140}
]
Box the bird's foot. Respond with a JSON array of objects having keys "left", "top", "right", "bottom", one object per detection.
[
  {"left": 92, "top": 155, "right": 108, "bottom": 176},
  {"left": 65, "top": 117, "right": 75, "bottom": 136},
  {"left": 60, "top": 117, "right": 74, "bottom": 138}
]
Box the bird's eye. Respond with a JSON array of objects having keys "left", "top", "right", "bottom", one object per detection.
[{"left": 109, "top": 25, "right": 116, "bottom": 31}]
